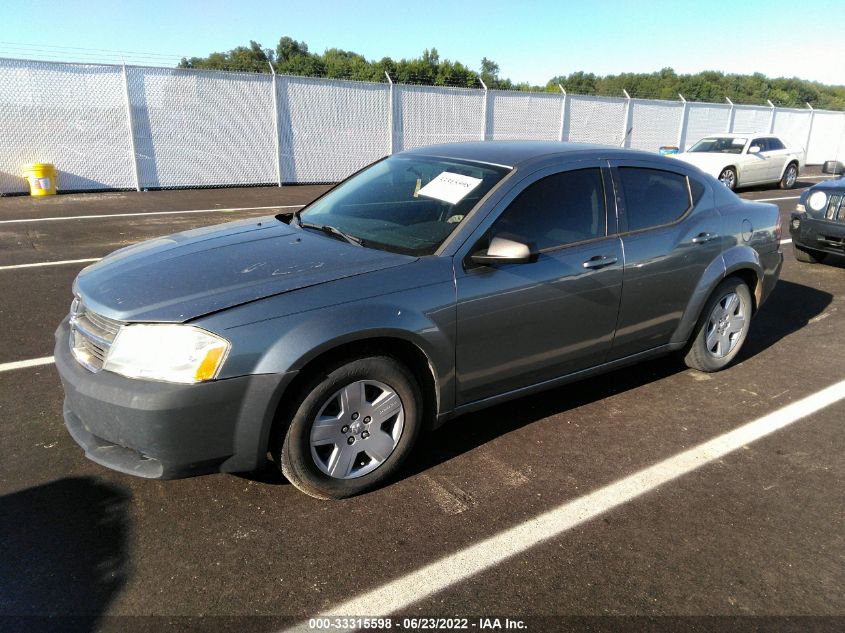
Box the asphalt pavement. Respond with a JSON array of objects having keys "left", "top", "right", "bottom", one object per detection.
[{"left": 0, "top": 168, "right": 842, "bottom": 633}]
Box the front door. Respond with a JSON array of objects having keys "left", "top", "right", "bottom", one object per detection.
[
  {"left": 743, "top": 137, "right": 770, "bottom": 184},
  {"left": 454, "top": 164, "right": 623, "bottom": 405}
]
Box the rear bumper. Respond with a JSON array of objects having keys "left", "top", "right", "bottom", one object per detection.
[
  {"left": 759, "top": 248, "right": 783, "bottom": 308},
  {"left": 790, "top": 214, "right": 845, "bottom": 258},
  {"left": 55, "top": 317, "right": 295, "bottom": 479}
]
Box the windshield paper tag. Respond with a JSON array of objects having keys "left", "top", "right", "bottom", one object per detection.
[
  {"left": 417, "top": 172, "right": 483, "bottom": 205},
  {"left": 732, "top": 138, "right": 747, "bottom": 146}
]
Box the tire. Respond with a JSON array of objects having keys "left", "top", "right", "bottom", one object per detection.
[
  {"left": 794, "top": 245, "right": 826, "bottom": 264},
  {"left": 684, "top": 277, "right": 752, "bottom": 373},
  {"left": 276, "top": 355, "right": 422, "bottom": 499},
  {"left": 780, "top": 162, "right": 798, "bottom": 190},
  {"left": 718, "top": 167, "right": 737, "bottom": 191}
]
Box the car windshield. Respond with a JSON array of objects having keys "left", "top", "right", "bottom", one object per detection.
[
  {"left": 293, "top": 155, "right": 510, "bottom": 256},
  {"left": 688, "top": 137, "right": 747, "bottom": 154}
]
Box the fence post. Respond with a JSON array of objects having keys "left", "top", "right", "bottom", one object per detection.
[
  {"left": 558, "top": 84, "right": 567, "bottom": 142},
  {"left": 479, "top": 77, "right": 488, "bottom": 141},
  {"left": 120, "top": 63, "right": 141, "bottom": 192},
  {"left": 804, "top": 102, "right": 815, "bottom": 158},
  {"left": 725, "top": 97, "right": 734, "bottom": 133},
  {"left": 677, "top": 93, "right": 689, "bottom": 151},
  {"left": 268, "top": 61, "right": 282, "bottom": 187},
  {"left": 385, "top": 71, "right": 395, "bottom": 154},
  {"left": 620, "top": 89, "right": 632, "bottom": 147},
  {"left": 767, "top": 100, "right": 776, "bottom": 133}
]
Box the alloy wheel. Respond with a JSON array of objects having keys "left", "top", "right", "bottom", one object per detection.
[
  {"left": 705, "top": 292, "right": 746, "bottom": 358},
  {"left": 309, "top": 380, "right": 405, "bottom": 479}
]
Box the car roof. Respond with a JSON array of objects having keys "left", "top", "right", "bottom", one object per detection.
[{"left": 399, "top": 140, "right": 664, "bottom": 169}]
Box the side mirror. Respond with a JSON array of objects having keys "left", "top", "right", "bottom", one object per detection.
[
  {"left": 822, "top": 160, "right": 845, "bottom": 176},
  {"left": 748, "top": 146, "right": 761, "bottom": 154},
  {"left": 471, "top": 236, "right": 536, "bottom": 266}
]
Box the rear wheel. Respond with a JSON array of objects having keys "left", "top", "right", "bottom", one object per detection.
[
  {"left": 718, "top": 167, "right": 737, "bottom": 190},
  {"left": 794, "top": 245, "right": 826, "bottom": 264},
  {"left": 684, "top": 277, "right": 752, "bottom": 372},
  {"left": 276, "top": 355, "right": 422, "bottom": 499},
  {"left": 780, "top": 163, "right": 798, "bottom": 189}
]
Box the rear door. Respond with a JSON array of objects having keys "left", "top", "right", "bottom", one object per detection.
[
  {"left": 453, "top": 162, "right": 623, "bottom": 405},
  {"left": 608, "top": 160, "right": 722, "bottom": 360}
]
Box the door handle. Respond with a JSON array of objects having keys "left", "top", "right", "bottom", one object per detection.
[
  {"left": 691, "top": 232, "right": 719, "bottom": 244},
  {"left": 582, "top": 255, "right": 618, "bottom": 269}
]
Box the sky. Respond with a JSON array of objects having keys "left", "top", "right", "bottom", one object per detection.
[{"left": 0, "top": 0, "right": 842, "bottom": 87}]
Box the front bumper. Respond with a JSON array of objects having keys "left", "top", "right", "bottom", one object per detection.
[
  {"left": 55, "top": 317, "right": 295, "bottom": 479},
  {"left": 790, "top": 213, "right": 845, "bottom": 257}
]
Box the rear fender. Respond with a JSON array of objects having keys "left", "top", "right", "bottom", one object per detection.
[{"left": 670, "top": 245, "right": 763, "bottom": 346}]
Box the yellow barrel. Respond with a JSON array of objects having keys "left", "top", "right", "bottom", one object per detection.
[{"left": 22, "top": 163, "right": 58, "bottom": 196}]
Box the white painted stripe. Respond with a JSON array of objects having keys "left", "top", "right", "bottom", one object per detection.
[
  {"left": 0, "top": 258, "right": 101, "bottom": 271},
  {"left": 281, "top": 378, "right": 845, "bottom": 629},
  {"left": 751, "top": 195, "right": 800, "bottom": 202},
  {"left": 781, "top": 238, "right": 792, "bottom": 245},
  {"left": 0, "top": 356, "right": 54, "bottom": 372},
  {"left": 0, "top": 204, "right": 304, "bottom": 225}
]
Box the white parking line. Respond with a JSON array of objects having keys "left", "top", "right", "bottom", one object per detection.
[
  {"left": 751, "top": 195, "right": 800, "bottom": 202},
  {"left": 781, "top": 238, "right": 792, "bottom": 245},
  {"left": 280, "top": 377, "right": 845, "bottom": 630},
  {"left": 0, "top": 258, "right": 101, "bottom": 271},
  {"left": 0, "top": 356, "right": 55, "bottom": 373},
  {"left": 0, "top": 204, "right": 304, "bottom": 225}
]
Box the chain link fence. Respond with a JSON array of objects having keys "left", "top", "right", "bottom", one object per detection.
[{"left": 1, "top": 57, "right": 844, "bottom": 194}]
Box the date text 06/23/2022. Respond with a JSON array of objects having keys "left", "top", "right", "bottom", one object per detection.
[{"left": 307, "top": 617, "right": 528, "bottom": 630}]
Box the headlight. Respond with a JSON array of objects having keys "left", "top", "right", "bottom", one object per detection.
[
  {"left": 103, "top": 324, "right": 230, "bottom": 383},
  {"left": 807, "top": 191, "right": 827, "bottom": 212}
]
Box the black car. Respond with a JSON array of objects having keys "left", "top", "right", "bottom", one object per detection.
[{"left": 790, "top": 161, "right": 845, "bottom": 264}]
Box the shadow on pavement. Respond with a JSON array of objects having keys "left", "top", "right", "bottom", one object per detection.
[
  {"left": 0, "top": 477, "right": 131, "bottom": 632},
  {"left": 739, "top": 278, "right": 833, "bottom": 359}
]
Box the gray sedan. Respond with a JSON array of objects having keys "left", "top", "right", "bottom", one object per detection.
[{"left": 55, "top": 141, "right": 783, "bottom": 499}]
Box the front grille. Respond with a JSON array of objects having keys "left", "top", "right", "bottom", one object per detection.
[
  {"left": 69, "top": 298, "right": 123, "bottom": 372},
  {"left": 824, "top": 193, "right": 845, "bottom": 222}
]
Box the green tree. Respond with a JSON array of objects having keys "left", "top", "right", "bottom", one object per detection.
[{"left": 179, "top": 38, "right": 844, "bottom": 110}]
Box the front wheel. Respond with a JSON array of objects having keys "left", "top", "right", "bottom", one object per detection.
[
  {"left": 719, "top": 167, "right": 737, "bottom": 190},
  {"left": 276, "top": 355, "right": 422, "bottom": 499},
  {"left": 684, "top": 277, "right": 752, "bottom": 372},
  {"left": 780, "top": 163, "right": 798, "bottom": 189}
]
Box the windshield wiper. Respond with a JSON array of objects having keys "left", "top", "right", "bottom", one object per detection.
[{"left": 299, "top": 221, "right": 364, "bottom": 246}]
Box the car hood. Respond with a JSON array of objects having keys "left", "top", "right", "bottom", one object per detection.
[
  {"left": 673, "top": 152, "right": 734, "bottom": 175},
  {"left": 805, "top": 177, "right": 845, "bottom": 195},
  {"left": 75, "top": 216, "right": 415, "bottom": 323}
]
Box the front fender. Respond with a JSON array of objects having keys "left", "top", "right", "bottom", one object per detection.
[
  {"left": 255, "top": 298, "right": 455, "bottom": 413},
  {"left": 669, "top": 244, "right": 763, "bottom": 346},
  {"left": 205, "top": 266, "right": 458, "bottom": 416}
]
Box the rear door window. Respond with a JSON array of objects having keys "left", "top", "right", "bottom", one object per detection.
[
  {"left": 618, "top": 167, "right": 692, "bottom": 232},
  {"left": 767, "top": 137, "right": 785, "bottom": 150}
]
